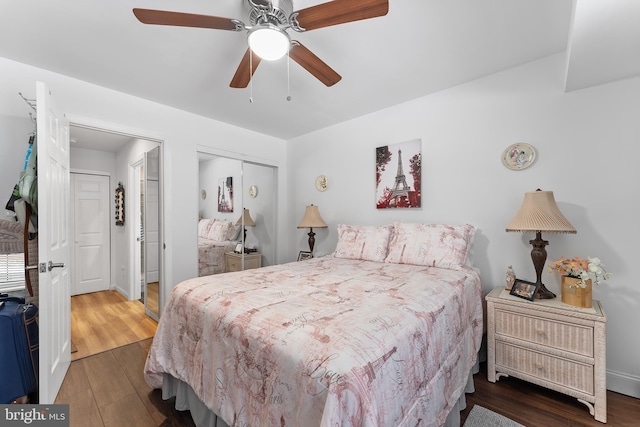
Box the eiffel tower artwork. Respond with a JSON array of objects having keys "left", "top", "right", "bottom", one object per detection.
[
  {"left": 390, "top": 149, "right": 410, "bottom": 207},
  {"left": 376, "top": 139, "right": 421, "bottom": 209},
  {"left": 218, "top": 176, "right": 233, "bottom": 212}
]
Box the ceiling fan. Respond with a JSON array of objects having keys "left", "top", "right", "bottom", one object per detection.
[{"left": 133, "top": 0, "right": 389, "bottom": 88}]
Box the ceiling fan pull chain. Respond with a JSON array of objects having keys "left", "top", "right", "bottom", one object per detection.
[
  {"left": 286, "top": 51, "right": 292, "bottom": 102},
  {"left": 249, "top": 48, "right": 254, "bottom": 103}
]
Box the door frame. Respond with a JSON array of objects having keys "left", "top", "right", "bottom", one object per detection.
[{"left": 66, "top": 114, "right": 165, "bottom": 313}]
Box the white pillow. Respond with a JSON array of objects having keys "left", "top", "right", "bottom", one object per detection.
[
  {"left": 198, "top": 219, "right": 215, "bottom": 238},
  {"left": 333, "top": 224, "right": 393, "bottom": 262},
  {"left": 207, "top": 220, "right": 235, "bottom": 242},
  {"left": 384, "top": 222, "right": 475, "bottom": 270}
]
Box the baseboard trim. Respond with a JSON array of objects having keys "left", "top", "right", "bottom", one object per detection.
[
  {"left": 607, "top": 370, "right": 640, "bottom": 398},
  {"left": 113, "top": 284, "right": 131, "bottom": 300}
]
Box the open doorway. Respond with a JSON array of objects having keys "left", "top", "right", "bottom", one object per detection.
[{"left": 68, "top": 122, "right": 163, "bottom": 358}]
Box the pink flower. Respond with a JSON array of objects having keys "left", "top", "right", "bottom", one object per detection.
[{"left": 548, "top": 256, "right": 611, "bottom": 287}]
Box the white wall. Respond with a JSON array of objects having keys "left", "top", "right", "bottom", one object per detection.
[
  {"left": 0, "top": 56, "right": 288, "bottom": 314},
  {"left": 287, "top": 53, "right": 640, "bottom": 397}
]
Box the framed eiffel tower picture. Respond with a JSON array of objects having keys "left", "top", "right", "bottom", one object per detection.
[
  {"left": 218, "top": 176, "right": 234, "bottom": 213},
  {"left": 376, "top": 139, "right": 422, "bottom": 209}
]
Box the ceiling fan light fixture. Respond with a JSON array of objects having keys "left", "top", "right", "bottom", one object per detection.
[{"left": 248, "top": 24, "right": 290, "bottom": 61}]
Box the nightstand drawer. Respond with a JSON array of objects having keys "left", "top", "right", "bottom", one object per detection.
[
  {"left": 226, "top": 255, "right": 243, "bottom": 272},
  {"left": 496, "top": 341, "right": 594, "bottom": 395},
  {"left": 225, "top": 252, "right": 262, "bottom": 272},
  {"left": 495, "top": 308, "right": 594, "bottom": 357}
]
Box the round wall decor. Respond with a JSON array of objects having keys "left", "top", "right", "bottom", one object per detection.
[
  {"left": 315, "top": 175, "right": 328, "bottom": 192},
  {"left": 502, "top": 143, "right": 536, "bottom": 170}
]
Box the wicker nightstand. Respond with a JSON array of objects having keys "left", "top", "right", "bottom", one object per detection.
[
  {"left": 486, "top": 287, "right": 607, "bottom": 423},
  {"left": 225, "top": 251, "right": 262, "bottom": 272}
]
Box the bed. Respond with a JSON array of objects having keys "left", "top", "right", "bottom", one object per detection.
[
  {"left": 146, "top": 223, "right": 483, "bottom": 426},
  {"left": 197, "top": 219, "right": 239, "bottom": 276}
]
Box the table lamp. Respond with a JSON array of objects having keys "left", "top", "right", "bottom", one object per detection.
[
  {"left": 236, "top": 208, "right": 255, "bottom": 242},
  {"left": 297, "top": 204, "right": 327, "bottom": 253},
  {"left": 506, "top": 189, "right": 576, "bottom": 299}
]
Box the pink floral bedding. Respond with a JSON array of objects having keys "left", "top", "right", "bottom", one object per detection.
[
  {"left": 145, "top": 256, "right": 483, "bottom": 426},
  {"left": 198, "top": 238, "right": 236, "bottom": 276}
]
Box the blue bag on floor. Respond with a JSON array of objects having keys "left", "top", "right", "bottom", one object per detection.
[{"left": 0, "top": 295, "right": 39, "bottom": 403}]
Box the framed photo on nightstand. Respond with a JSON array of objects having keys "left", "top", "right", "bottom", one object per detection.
[
  {"left": 509, "top": 278, "right": 540, "bottom": 301},
  {"left": 297, "top": 251, "right": 313, "bottom": 261}
]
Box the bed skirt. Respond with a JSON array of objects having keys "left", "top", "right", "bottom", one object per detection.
[{"left": 161, "top": 358, "right": 480, "bottom": 427}]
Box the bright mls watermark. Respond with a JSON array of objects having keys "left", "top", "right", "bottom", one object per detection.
[{"left": 1, "top": 405, "right": 69, "bottom": 426}]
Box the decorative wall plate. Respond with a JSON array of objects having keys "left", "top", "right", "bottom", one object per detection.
[
  {"left": 315, "top": 175, "right": 328, "bottom": 192},
  {"left": 502, "top": 143, "right": 536, "bottom": 170},
  {"left": 248, "top": 185, "right": 258, "bottom": 198}
]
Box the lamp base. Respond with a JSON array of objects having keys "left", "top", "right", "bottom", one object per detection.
[
  {"left": 536, "top": 283, "right": 556, "bottom": 299},
  {"left": 307, "top": 228, "right": 316, "bottom": 253},
  {"left": 530, "top": 231, "right": 556, "bottom": 299}
]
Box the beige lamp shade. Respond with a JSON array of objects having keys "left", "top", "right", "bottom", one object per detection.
[
  {"left": 297, "top": 204, "right": 327, "bottom": 229},
  {"left": 236, "top": 208, "right": 256, "bottom": 227},
  {"left": 506, "top": 190, "right": 576, "bottom": 234}
]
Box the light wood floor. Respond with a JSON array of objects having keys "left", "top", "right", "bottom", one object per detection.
[{"left": 71, "top": 290, "right": 157, "bottom": 360}]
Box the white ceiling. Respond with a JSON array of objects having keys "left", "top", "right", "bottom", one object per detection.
[
  {"left": 1, "top": 0, "right": 639, "bottom": 141},
  {"left": 69, "top": 125, "right": 135, "bottom": 152}
]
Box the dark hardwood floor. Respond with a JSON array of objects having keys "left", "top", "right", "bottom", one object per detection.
[
  {"left": 55, "top": 338, "right": 195, "bottom": 427},
  {"left": 56, "top": 345, "right": 640, "bottom": 427},
  {"left": 50, "top": 290, "right": 640, "bottom": 426},
  {"left": 461, "top": 363, "right": 640, "bottom": 427}
]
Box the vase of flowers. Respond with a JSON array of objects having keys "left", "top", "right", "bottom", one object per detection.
[{"left": 548, "top": 257, "right": 611, "bottom": 308}]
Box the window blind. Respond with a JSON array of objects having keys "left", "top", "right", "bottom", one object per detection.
[{"left": 0, "top": 253, "right": 26, "bottom": 292}]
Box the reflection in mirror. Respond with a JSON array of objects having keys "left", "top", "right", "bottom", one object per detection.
[
  {"left": 242, "top": 161, "right": 277, "bottom": 267},
  {"left": 197, "top": 153, "right": 277, "bottom": 274},
  {"left": 143, "top": 146, "right": 161, "bottom": 321}
]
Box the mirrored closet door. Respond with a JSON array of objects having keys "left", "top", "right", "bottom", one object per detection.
[
  {"left": 197, "top": 152, "right": 276, "bottom": 274},
  {"left": 143, "top": 146, "right": 161, "bottom": 320}
]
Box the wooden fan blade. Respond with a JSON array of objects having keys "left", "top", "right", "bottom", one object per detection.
[
  {"left": 133, "top": 8, "right": 240, "bottom": 31},
  {"left": 293, "top": 0, "right": 388, "bottom": 31},
  {"left": 230, "top": 49, "right": 262, "bottom": 88},
  {"left": 289, "top": 42, "right": 341, "bottom": 87}
]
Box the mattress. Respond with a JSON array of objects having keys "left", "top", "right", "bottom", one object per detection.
[{"left": 145, "top": 256, "right": 483, "bottom": 426}]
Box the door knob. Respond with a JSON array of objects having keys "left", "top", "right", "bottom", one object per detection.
[{"left": 48, "top": 261, "right": 65, "bottom": 271}]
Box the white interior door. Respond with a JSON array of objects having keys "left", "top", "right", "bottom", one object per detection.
[
  {"left": 71, "top": 173, "right": 110, "bottom": 296},
  {"left": 36, "top": 81, "right": 71, "bottom": 403}
]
